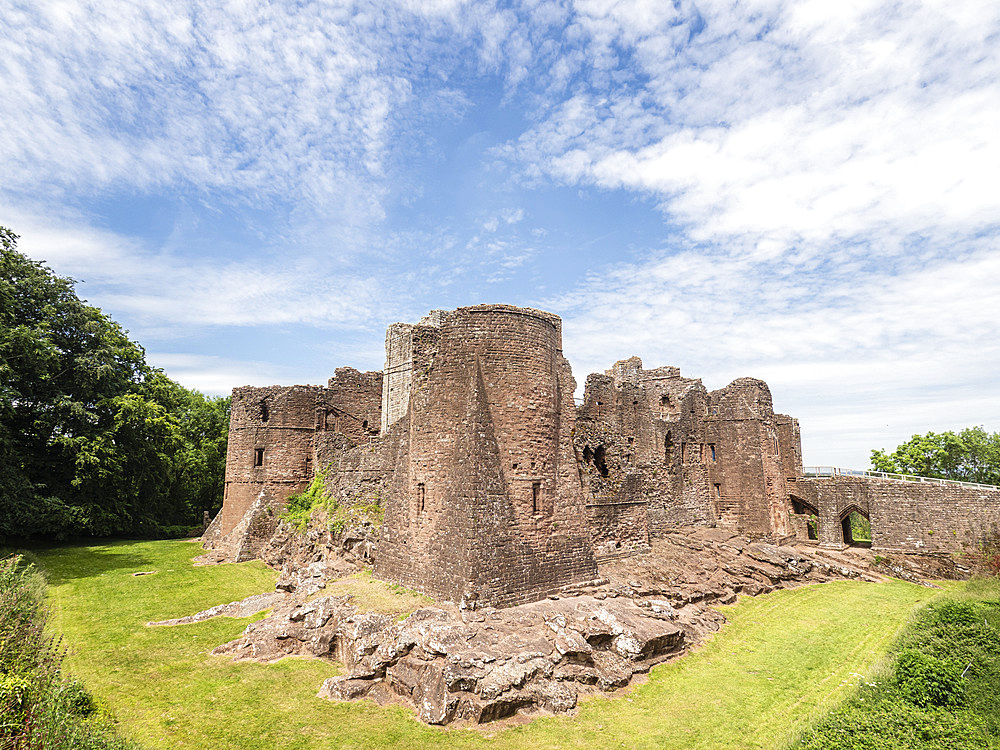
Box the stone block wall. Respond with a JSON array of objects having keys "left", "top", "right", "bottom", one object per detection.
[
  {"left": 216, "top": 370, "right": 383, "bottom": 549},
  {"left": 798, "top": 476, "right": 1000, "bottom": 554},
  {"left": 706, "top": 379, "right": 795, "bottom": 539},
  {"left": 324, "top": 367, "right": 383, "bottom": 445},
  {"left": 573, "top": 360, "right": 802, "bottom": 543}
]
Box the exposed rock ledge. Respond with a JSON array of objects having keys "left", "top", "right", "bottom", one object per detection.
[{"left": 168, "top": 526, "right": 900, "bottom": 726}]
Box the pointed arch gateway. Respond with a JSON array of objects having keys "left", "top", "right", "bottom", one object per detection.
[{"left": 839, "top": 504, "right": 872, "bottom": 547}]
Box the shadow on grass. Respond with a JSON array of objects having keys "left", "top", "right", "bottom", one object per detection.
[{"left": 4, "top": 539, "right": 158, "bottom": 585}]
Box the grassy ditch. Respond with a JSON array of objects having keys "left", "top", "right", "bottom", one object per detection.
[
  {"left": 24, "top": 539, "right": 940, "bottom": 750},
  {"left": 793, "top": 577, "right": 1000, "bottom": 749},
  {"left": 0, "top": 554, "right": 140, "bottom": 749}
]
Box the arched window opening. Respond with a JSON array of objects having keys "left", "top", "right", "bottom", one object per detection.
[{"left": 260, "top": 401, "right": 269, "bottom": 422}]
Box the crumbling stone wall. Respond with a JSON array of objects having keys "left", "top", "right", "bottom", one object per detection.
[
  {"left": 574, "top": 360, "right": 802, "bottom": 548},
  {"left": 220, "top": 385, "right": 324, "bottom": 538},
  {"left": 706, "top": 378, "right": 795, "bottom": 540},
  {"left": 374, "top": 305, "right": 598, "bottom": 607},
  {"left": 798, "top": 476, "right": 1000, "bottom": 554},
  {"left": 213, "top": 370, "right": 383, "bottom": 559},
  {"left": 212, "top": 302, "right": 1000, "bottom": 604}
]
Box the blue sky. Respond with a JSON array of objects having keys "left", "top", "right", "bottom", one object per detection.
[{"left": 3, "top": 0, "right": 999, "bottom": 469}]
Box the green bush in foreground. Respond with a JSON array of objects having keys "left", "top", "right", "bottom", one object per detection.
[
  {"left": 0, "top": 554, "right": 140, "bottom": 749},
  {"left": 794, "top": 577, "right": 1000, "bottom": 750}
]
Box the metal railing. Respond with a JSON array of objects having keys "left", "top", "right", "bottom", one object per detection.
[{"left": 801, "top": 466, "right": 1000, "bottom": 491}]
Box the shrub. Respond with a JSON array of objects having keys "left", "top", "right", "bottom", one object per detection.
[
  {"left": 0, "top": 554, "right": 140, "bottom": 749},
  {"left": 895, "top": 649, "right": 964, "bottom": 708},
  {"left": 928, "top": 600, "right": 980, "bottom": 627}
]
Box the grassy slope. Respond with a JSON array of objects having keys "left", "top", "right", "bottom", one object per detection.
[{"left": 28, "top": 540, "right": 939, "bottom": 750}]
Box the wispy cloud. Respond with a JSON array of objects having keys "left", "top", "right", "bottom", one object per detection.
[{"left": 3, "top": 0, "right": 997, "bottom": 467}]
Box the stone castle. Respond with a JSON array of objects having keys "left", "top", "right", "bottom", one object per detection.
[{"left": 206, "top": 304, "right": 1000, "bottom": 607}]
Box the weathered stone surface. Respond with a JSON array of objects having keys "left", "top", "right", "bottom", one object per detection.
[
  {"left": 183, "top": 526, "right": 891, "bottom": 725},
  {"left": 147, "top": 592, "right": 288, "bottom": 626}
]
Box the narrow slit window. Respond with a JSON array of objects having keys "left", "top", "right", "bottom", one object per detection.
[
  {"left": 714, "top": 483, "right": 722, "bottom": 499},
  {"left": 253, "top": 448, "right": 264, "bottom": 467},
  {"left": 260, "top": 401, "right": 269, "bottom": 422},
  {"left": 532, "top": 481, "right": 541, "bottom": 514},
  {"left": 710, "top": 444, "right": 717, "bottom": 461},
  {"left": 417, "top": 483, "right": 426, "bottom": 513}
]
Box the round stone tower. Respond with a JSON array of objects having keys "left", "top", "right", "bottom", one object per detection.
[
  {"left": 375, "top": 304, "right": 597, "bottom": 607},
  {"left": 218, "top": 385, "right": 322, "bottom": 536}
]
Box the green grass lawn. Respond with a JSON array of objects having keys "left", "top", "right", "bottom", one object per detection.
[{"left": 23, "top": 539, "right": 941, "bottom": 750}]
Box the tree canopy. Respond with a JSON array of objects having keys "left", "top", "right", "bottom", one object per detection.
[
  {"left": 0, "top": 227, "right": 229, "bottom": 540},
  {"left": 871, "top": 427, "right": 1000, "bottom": 486}
]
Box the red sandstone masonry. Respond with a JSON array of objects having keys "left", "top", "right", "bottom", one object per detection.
[
  {"left": 374, "top": 305, "right": 597, "bottom": 607},
  {"left": 209, "top": 304, "right": 999, "bottom": 602}
]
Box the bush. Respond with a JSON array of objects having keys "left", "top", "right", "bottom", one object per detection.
[
  {"left": 928, "top": 600, "right": 980, "bottom": 627},
  {"left": 0, "top": 554, "right": 141, "bottom": 749},
  {"left": 793, "top": 581, "right": 1000, "bottom": 749},
  {"left": 895, "top": 649, "right": 964, "bottom": 708}
]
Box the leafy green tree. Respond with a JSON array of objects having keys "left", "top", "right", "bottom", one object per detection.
[
  {"left": 871, "top": 427, "right": 1000, "bottom": 485},
  {"left": 0, "top": 227, "right": 229, "bottom": 540}
]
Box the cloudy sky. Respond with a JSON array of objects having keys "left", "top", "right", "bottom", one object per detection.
[{"left": 3, "top": 0, "right": 998, "bottom": 468}]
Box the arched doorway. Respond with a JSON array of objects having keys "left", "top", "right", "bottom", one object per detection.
[{"left": 840, "top": 507, "right": 871, "bottom": 548}]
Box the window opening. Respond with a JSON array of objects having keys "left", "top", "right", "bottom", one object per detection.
[
  {"left": 532, "top": 482, "right": 541, "bottom": 514},
  {"left": 664, "top": 432, "right": 673, "bottom": 462},
  {"left": 594, "top": 445, "right": 609, "bottom": 477},
  {"left": 710, "top": 444, "right": 717, "bottom": 461},
  {"left": 417, "top": 483, "right": 426, "bottom": 514},
  {"left": 714, "top": 483, "right": 721, "bottom": 499},
  {"left": 260, "top": 401, "right": 269, "bottom": 422},
  {"left": 253, "top": 448, "right": 264, "bottom": 467},
  {"left": 582, "top": 446, "right": 593, "bottom": 464}
]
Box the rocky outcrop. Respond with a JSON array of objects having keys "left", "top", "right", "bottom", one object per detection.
[
  {"left": 213, "top": 593, "right": 688, "bottom": 724},
  {"left": 197, "top": 527, "right": 882, "bottom": 725}
]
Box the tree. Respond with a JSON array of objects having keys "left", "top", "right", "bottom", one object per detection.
[
  {"left": 0, "top": 227, "right": 229, "bottom": 540},
  {"left": 871, "top": 427, "right": 1000, "bottom": 486}
]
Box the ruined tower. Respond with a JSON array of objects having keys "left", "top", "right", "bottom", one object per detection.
[{"left": 374, "top": 305, "right": 598, "bottom": 607}]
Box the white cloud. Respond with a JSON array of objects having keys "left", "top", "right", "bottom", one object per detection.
[
  {"left": 0, "top": 0, "right": 481, "bottom": 217},
  {"left": 510, "top": 1, "right": 1000, "bottom": 247},
  {"left": 7, "top": 206, "right": 383, "bottom": 334}
]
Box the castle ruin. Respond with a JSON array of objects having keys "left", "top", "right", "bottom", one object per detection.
[{"left": 206, "top": 304, "right": 1000, "bottom": 607}]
